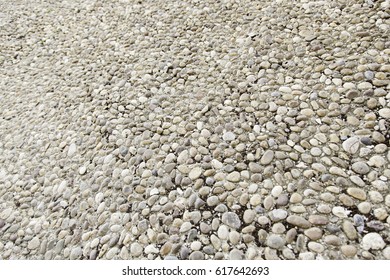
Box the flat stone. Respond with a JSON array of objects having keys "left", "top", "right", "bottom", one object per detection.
[
  {"left": 189, "top": 167, "right": 202, "bottom": 180},
  {"left": 222, "top": 212, "right": 241, "bottom": 229},
  {"left": 229, "top": 249, "right": 244, "bottom": 260},
  {"left": 180, "top": 222, "right": 192, "bottom": 233},
  {"left": 378, "top": 108, "right": 390, "bottom": 119},
  {"left": 269, "top": 209, "right": 288, "bottom": 221},
  {"left": 266, "top": 234, "right": 286, "bottom": 249},
  {"left": 324, "top": 235, "right": 341, "bottom": 246},
  {"left": 223, "top": 131, "right": 236, "bottom": 141},
  {"left": 351, "top": 162, "right": 370, "bottom": 175},
  {"left": 70, "top": 247, "right": 82, "bottom": 260},
  {"left": 304, "top": 227, "right": 323, "bottom": 240},
  {"left": 177, "top": 150, "right": 189, "bottom": 164},
  {"left": 308, "top": 242, "right": 324, "bottom": 253},
  {"left": 342, "top": 220, "right": 358, "bottom": 240},
  {"left": 341, "top": 245, "right": 357, "bottom": 257},
  {"left": 260, "top": 150, "right": 274, "bottom": 165},
  {"left": 383, "top": 247, "right": 390, "bottom": 260},
  {"left": 347, "top": 188, "right": 367, "bottom": 200},
  {"left": 243, "top": 209, "right": 256, "bottom": 224},
  {"left": 286, "top": 215, "right": 311, "bottom": 229},
  {"left": 130, "top": 243, "right": 143, "bottom": 257},
  {"left": 68, "top": 143, "right": 77, "bottom": 157},
  {"left": 28, "top": 237, "right": 40, "bottom": 250},
  {"left": 362, "top": 233, "right": 386, "bottom": 250},
  {"left": 226, "top": 171, "right": 240, "bottom": 182},
  {"left": 0, "top": 208, "right": 12, "bottom": 220},
  {"left": 342, "top": 137, "right": 360, "bottom": 154},
  {"left": 79, "top": 166, "right": 87, "bottom": 175},
  {"left": 189, "top": 251, "right": 204, "bottom": 260},
  {"left": 358, "top": 202, "right": 372, "bottom": 214},
  {"left": 332, "top": 206, "right": 350, "bottom": 218}
]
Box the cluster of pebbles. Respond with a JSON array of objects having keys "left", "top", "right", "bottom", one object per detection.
[{"left": 0, "top": 0, "right": 389, "bottom": 260}]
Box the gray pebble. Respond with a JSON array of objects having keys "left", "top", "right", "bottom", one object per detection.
[{"left": 221, "top": 212, "right": 241, "bottom": 229}]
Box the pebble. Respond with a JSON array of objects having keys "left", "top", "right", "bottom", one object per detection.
[
  {"left": 189, "top": 251, "right": 204, "bottom": 260},
  {"left": 266, "top": 234, "right": 285, "bottom": 249},
  {"left": 221, "top": 212, "right": 241, "bottom": 229},
  {"left": 70, "top": 247, "right": 83, "bottom": 260},
  {"left": 27, "top": 237, "right": 40, "bottom": 250},
  {"left": 269, "top": 209, "right": 288, "bottom": 221},
  {"left": 79, "top": 166, "right": 87, "bottom": 175},
  {"left": 341, "top": 245, "right": 357, "bottom": 257},
  {"left": 226, "top": 171, "right": 240, "bottom": 183},
  {"left": 383, "top": 247, "right": 390, "bottom": 260},
  {"left": 261, "top": 150, "right": 274, "bottom": 165},
  {"left": 351, "top": 162, "right": 370, "bottom": 175},
  {"left": 223, "top": 132, "right": 236, "bottom": 141},
  {"left": 362, "top": 233, "right": 386, "bottom": 250},
  {"left": 130, "top": 243, "right": 143, "bottom": 257},
  {"left": 358, "top": 202, "right": 372, "bottom": 214},
  {"left": 0, "top": 0, "right": 389, "bottom": 261},
  {"left": 229, "top": 249, "right": 244, "bottom": 260},
  {"left": 342, "top": 220, "right": 358, "bottom": 240},
  {"left": 347, "top": 188, "right": 367, "bottom": 201},
  {"left": 304, "top": 228, "right": 323, "bottom": 240},
  {"left": 378, "top": 108, "right": 390, "bottom": 119},
  {"left": 243, "top": 210, "right": 256, "bottom": 224},
  {"left": 342, "top": 137, "right": 360, "bottom": 154},
  {"left": 286, "top": 215, "right": 311, "bottom": 229},
  {"left": 308, "top": 242, "right": 324, "bottom": 253},
  {"left": 68, "top": 143, "right": 77, "bottom": 157},
  {"left": 189, "top": 167, "right": 202, "bottom": 180}
]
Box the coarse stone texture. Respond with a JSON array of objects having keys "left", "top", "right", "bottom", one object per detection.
[{"left": 1, "top": 0, "right": 389, "bottom": 261}]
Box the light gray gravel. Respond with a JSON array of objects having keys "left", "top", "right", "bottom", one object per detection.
[{"left": 0, "top": 0, "right": 389, "bottom": 260}]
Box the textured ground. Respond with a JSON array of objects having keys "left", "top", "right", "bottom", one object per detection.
[{"left": 0, "top": 0, "right": 389, "bottom": 260}]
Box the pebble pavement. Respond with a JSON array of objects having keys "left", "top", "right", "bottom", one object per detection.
[{"left": 0, "top": 0, "right": 389, "bottom": 260}]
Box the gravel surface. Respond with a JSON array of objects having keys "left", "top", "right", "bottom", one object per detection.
[{"left": 0, "top": 0, "right": 389, "bottom": 260}]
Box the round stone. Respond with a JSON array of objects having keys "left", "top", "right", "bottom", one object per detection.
[
  {"left": 221, "top": 212, "right": 241, "bottom": 229},
  {"left": 358, "top": 202, "right": 372, "bottom": 214},
  {"left": 378, "top": 108, "right": 390, "bottom": 119},
  {"left": 266, "top": 234, "right": 286, "bottom": 249},
  {"left": 28, "top": 237, "right": 40, "bottom": 250},
  {"left": 362, "top": 233, "right": 386, "bottom": 250},
  {"left": 189, "top": 251, "right": 204, "bottom": 260},
  {"left": 383, "top": 247, "right": 390, "bottom": 260},
  {"left": 351, "top": 162, "right": 370, "bottom": 175},
  {"left": 269, "top": 209, "right": 288, "bottom": 221},
  {"left": 286, "top": 215, "right": 311, "bottom": 229},
  {"left": 261, "top": 150, "right": 274, "bottom": 165},
  {"left": 79, "top": 166, "right": 87, "bottom": 175},
  {"left": 189, "top": 167, "right": 203, "bottom": 180},
  {"left": 243, "top": 209, "right": 256, "bottom": 224},
  {"left": 304, "top": 227, "right": 323, "bottom": 240},
  {"left": 70, "top": 247, "right": 83, "bottom": 260},
  {"left": 341, "top": 245, "right": 357, "bottom": 257},
  {"left": 229, "top": 249, "right": 244, "bottom": 260},
  {"left": 226, "top": 171, "right": 240, "bottom": 182},
  {"left": 223, "top": 132, "right": 236, "bottom": 141},
  {"left": 342, "top": 137, "right": 360, "bottom": 154},
  {"left": 130, "top": 243, "right": 143, "bottom": 257},
  {"left": 342, "top": 220, "right": 358, "bottom": 240},
  {"left": 347, "top": 188, "right": 367, "bottom": 200}
]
